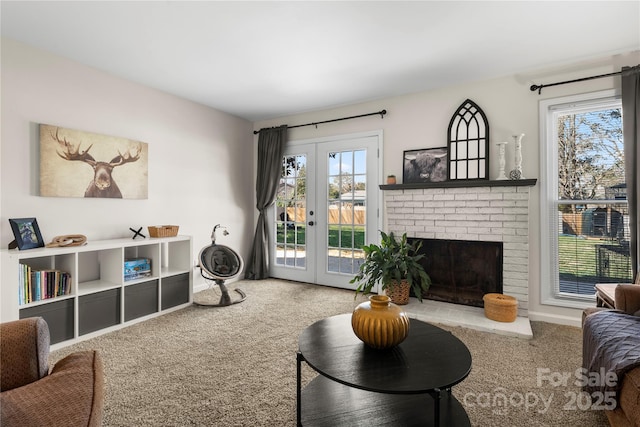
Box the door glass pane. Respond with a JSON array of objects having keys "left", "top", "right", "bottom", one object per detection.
[
  {"left": 354, "top": 150, "right": 366, "bottom": 174},
  {"left": 276, "top": 223, "right": 285, "bottom": 244},
  {"left": 326, "top": 150, "right": 366, "bottom": 275},
  {"left": 275, "top": 154, "right": 306, "bottom": 268},
  {"left": 341, "top": 151, "right": 353, "bottom": 174},
  {"left": 328, "top": 153, "right": 340, "bottom": 177}
]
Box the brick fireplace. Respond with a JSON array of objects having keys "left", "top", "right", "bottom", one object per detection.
[{"left": 383, "top": 181, "right": 535, "bottom": 317}]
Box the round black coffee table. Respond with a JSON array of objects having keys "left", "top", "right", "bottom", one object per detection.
[{"left": 296, "top": 313, "right": 472, "bottom": 426}]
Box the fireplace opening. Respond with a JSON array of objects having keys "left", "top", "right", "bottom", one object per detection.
[{"left": 408, "top": 238, "right": 503, "bottom": 307}]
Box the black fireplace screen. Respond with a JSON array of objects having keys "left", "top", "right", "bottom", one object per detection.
[{"left": 408, "top": 238, "right": 503, "bottom": 307}]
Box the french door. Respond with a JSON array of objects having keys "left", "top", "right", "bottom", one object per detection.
[{"left": 268, "top": 133, "right": 381, "bottom": 290}]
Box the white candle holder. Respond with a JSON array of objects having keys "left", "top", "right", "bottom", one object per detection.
[
  {"left": 495, "top": 142, "right": 508, "bottom": 180},
  {"left": 509, "top": 133, "right": 525, "bottom": 180}
]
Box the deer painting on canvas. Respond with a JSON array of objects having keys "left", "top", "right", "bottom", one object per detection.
[{"left": 40, "top": 124, "right": 148, "bottom": 199}]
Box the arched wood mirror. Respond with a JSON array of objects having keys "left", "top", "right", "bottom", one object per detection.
[{"left": 447, "top": 99, "right": 489, "bottom": 180}]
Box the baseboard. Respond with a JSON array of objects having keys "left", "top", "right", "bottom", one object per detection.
[
  {"left": 193, "top": 282, "right": 208, "bottom": 293},
  {"left": 528, "top": 310, "right": 582, "bottom": 328},
  {"left": 193, "top": 276, "right": 242, "bottom": 294}
]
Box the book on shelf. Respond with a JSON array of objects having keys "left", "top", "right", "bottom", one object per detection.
[{"left": 18, "top": 264, "right": 71, "bottom": 305}]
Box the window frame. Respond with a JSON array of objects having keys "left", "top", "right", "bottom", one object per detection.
[{"left": 539, "top": 89, "right": 624, "bottom": 308}]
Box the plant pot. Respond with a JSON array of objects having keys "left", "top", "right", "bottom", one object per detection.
[
  {"left": 385, "top": 279, "right": 411, "bottom": 305},
  {"left": 386, "top": 175, "right": 396, "bottom": 185},
  {"left": 351, "top": 294, "right": 410, "bottom": 349}
]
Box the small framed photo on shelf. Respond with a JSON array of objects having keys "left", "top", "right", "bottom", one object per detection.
[
  {"left": 9, "top": 217, "right": 45, "bottom": 250},
  {"left": 403, "top": 147, "right": 448, "bottom": 184}
]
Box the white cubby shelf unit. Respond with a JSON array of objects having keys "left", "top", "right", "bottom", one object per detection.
[{"left": 1, "top": 235, "right": 193, "bottom": 349}]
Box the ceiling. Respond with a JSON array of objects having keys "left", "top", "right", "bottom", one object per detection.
[{"left": 1, "top": 1, "right": 639, "bottom": 122}]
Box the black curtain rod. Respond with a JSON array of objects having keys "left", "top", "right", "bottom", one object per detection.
[
  {"left": 253, "top": 109, "right": 387, "bottom": 135},
  {"left": 530, "top": 70, "right": 622, "bottom": 94}
]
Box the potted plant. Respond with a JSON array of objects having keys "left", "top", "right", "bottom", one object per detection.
[
  {"left": 350, "top": 231, "right": 431, "bottom": 305},
  {"left": 386, "top": 175, "right": 396, "bottom": 184}
]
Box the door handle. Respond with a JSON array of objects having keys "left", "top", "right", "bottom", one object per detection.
[{"left": 308, "top": 221, "right": 315, "bottom": 226}]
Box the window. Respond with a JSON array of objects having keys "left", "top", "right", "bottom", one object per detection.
[{"left": 540, "top": 90, "right": 630, "bottom": 307}]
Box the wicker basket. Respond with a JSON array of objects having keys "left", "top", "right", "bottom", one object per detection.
[
  {"left": 483, "top": 293, "right": 518, "bottom": 322},
  {"left": 384, "top": 280, "right": 411, "bottom": 305},
  {"left": 148, "top": 225, "right": 179, "bottom": 238}
]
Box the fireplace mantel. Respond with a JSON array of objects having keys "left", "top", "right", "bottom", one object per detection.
[{"left": 380, "top": 178, "right": 537, "bottom": 190}]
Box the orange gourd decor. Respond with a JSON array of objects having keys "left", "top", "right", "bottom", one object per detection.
[{"left": 351, "top": 295, "right": 410, "bottom": 349}]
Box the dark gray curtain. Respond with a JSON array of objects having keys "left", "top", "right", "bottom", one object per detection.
[
  {"left": 622, "top": 66, "right": 640, "bottom": 280},
  {"left": 245, "top": 125, "right": 288, "bottom": 280}
]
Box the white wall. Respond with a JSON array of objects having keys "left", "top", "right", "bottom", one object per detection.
[
  {"left": 254, "top": 50, "right": 640, "bottom": 325},
  {"left": 1, "top": 39, "right": 255, "bottom": 287}
]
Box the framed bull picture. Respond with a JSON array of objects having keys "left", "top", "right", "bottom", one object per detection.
[{"left": 402, "top": 147, "right": 448, "bottom": 184}]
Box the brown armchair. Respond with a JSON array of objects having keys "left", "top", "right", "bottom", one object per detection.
[
  {"left": 0, "top": 317, "right": 104, "bottom": 427},
  {"left": 613, "top": 284, "right": 640, "bottom": 314},
  {"left": 583, "top": 284, "right": 640, "bottom": 427},
  {"left": 585, "top": 283, "right": 640, "bottom": 321}
]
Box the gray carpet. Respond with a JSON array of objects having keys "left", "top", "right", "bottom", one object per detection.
[{"left": 51, "top": 279, "right": 608, "bottom": 426}]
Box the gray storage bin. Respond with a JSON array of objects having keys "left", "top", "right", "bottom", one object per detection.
[
  {"left": 162, "top": 273, "right": 190, "bottom": 309},
  {"left": 79, "top": 288, "right": 121, "bottom": 335},
  {"left": 20, "top": 298, "right": 74, "bottom": 345},
  {"left": 125, "top": 279, "right": 158, "bottom": 321}
]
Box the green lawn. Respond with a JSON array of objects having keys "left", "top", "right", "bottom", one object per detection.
[
  {"left": 276, "top": 224, "right": 365, "bottom": 248},
  {"left": 558, "top": 235, "right": 632, "bottom": 283},
  {"left": 328, "top": 226, "right": 365, "bottom": 248}
]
